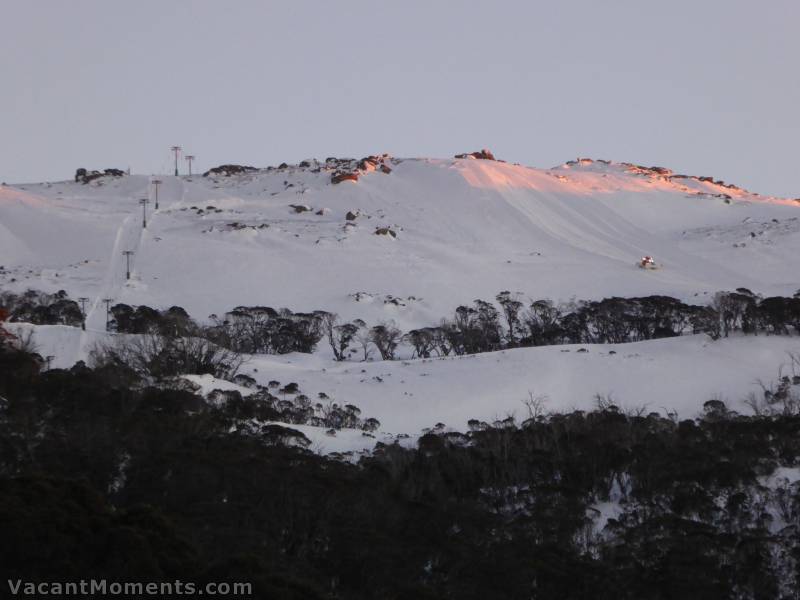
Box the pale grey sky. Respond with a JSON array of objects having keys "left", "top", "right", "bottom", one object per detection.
[{"left": 1, "top": 0, "right": 798, "bottom": 197}]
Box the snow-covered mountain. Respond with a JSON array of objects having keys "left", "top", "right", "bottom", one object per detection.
[{"left": 2, "top": 154, "right": 799, "bottom": 451}]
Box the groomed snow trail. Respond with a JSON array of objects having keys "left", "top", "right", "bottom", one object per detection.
[{"left": 75, "top": 177, "right": 184, "bottom": 363}]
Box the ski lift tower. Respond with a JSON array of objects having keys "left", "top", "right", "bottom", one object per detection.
[
  {"left": 151, "top": 179, "right": 162, "bottom": 210},
  {"left": 171, "top": 146, "right": 182, "bottom": 176},
  {"left": 139, "top": 198, "right": 150, "bottom": 228},
  {"left": 122, "top": 251, "right": 134, "bottom": 280}
]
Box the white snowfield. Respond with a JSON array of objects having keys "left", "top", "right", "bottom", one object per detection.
[{"left": 2, "top": 156, "right": 799, "bottom": 452}]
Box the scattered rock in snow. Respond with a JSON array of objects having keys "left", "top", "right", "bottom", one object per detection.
[
  {"left": 350, "top": 292, "right": 375, "bottom": 302},
  {"left": 374, "top": 227, "right": 397, "bottom": 238},
  {"left": 384, "top": 296, "right": 405, "bottom": 307}
]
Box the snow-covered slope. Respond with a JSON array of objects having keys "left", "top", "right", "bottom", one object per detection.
[
  {"left": 8, "top": 322, "right": 800, "bottom": 455},
  {"left": 171, "top": 334, "right": 800, "bottom": 435},
  {"left": 2, "top": 155, "right": 799, "bottom": 451},
  {"left": 2, "top": 157, "right": 798, "bottom": 328}
]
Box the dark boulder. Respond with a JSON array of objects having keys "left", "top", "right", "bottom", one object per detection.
[{"left": 375, "top": 227, "right": 397, "bottom": 238}]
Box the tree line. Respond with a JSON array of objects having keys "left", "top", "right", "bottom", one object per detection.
[
  {"left": 4, "top": 288, "right": 800, "bottom": 365},
  {"left": 0, "top": 289, "right": 83, "bottom": 327},
  {"left": 331, "top": 289, "right": 800, "bottom": 360}
]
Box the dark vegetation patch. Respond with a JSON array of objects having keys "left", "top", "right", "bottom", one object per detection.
[
  {"left": 1, "top": 339, "right": 800, "bottom": 597},
  {"left": 105, "top": 303, "right": 327, "bottom": 355},
  {"left": 202, "top": 164, "right": 258, "bottom": 177},
  {"left": 6, "top": 289, "right": 800, "bottom": 369},
  {"left": 0, "top": 289, "right": 83, "bottom": 327},
  {"left": 74, "top": 168, "right": 125, "bottom": 184},
  {"left": 327, "top": 290, "right": 800, "bottom": 360}
]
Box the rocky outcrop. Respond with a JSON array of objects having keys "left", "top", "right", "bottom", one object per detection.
[
  {"left": 331, "top": 172, "right": 359, "bottom": 184},
  {"left": 330, "top": 154, "right": 392, "bottom": 184},
  {"left": 358, "top": 157, "right": 378, "bottom": 170},
  {"left": 455, "top": 149, "right": 496, "bottom": 161}
]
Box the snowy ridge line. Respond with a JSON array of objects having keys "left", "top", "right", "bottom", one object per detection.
[{"left": 1, "top": 159, "right": 798, "bottom": 333}]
